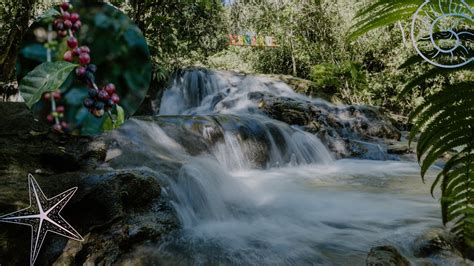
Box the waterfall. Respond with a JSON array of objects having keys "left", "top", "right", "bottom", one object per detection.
[
  {"left": 158, "top": 68, "right": 333, "bottom": 170},
  {"left": 106, "top": 68, "right": 440, "bottom": 265},
  {"left": 159, "top": 68, "right": 221, "bottom": 115}
]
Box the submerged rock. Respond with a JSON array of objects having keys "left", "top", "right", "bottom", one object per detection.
[{"left": 367, "top": 246, "right": 410, "bottom": 266}]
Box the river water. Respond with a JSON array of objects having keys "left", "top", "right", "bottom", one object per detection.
[{"left": 110, "top": 69, "right": 441, "bottom": 265}]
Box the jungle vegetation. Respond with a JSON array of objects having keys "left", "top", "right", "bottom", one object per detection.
[{"left": 1, "top": 0, "right": 473, "bottom": 254}]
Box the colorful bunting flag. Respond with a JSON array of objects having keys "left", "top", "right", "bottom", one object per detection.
[{"left": 227, "top": 34, "right": 278, "bottom": 47}]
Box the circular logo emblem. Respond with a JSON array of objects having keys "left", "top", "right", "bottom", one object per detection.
[{"left": 411, "top": 0, "right": 474, "bottom": 68}]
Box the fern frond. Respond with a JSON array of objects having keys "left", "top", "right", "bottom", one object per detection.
[
  {"left": 348, "top": 0, "right": 420, "bottom": 41},
  {"left": 400, "top": 64, "right": 474, "bottom": 97},
  {"left": 348, "top": 0, "right": 474, "bottom": 41},
  {"left": 350, "top": 0, "right": 474, "bottom": 250},
  {"left": 412, "top": 81, "right": 474, "bottom": 247}
]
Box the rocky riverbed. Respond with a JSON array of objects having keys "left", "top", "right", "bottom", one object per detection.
[
  {"left": 0, "top": 70, "right": 467, "bottom": 265},
  {"left": 0, "top": 103, "right": 178, "bottom": 264}
]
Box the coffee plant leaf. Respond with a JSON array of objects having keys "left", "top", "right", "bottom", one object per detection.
[
  {"left": 20, "top": 61, "right": 77, "bottom": 108},
  {"left": 38, "top": 8, "right": 61, "bottom": 22}
]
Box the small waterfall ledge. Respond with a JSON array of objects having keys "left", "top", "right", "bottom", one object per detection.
[{"left": 157, "top": 68, "right": 404, "bottom": 160}]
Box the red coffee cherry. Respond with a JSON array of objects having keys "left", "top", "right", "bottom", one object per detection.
[
  {"left": 63, "top": 50, "right": 73, "bottom": 62},
  {"left": 72, "top": 20, "right": 81, "bottom": 31},
  {"left": 70, "top": 13, "right": 79, "bottom": 23},
  {"left": 43, "top": 92, "right": 51, "bottom": 100},
  {"left": 67, "top": 36, "right": 78, "bottom": 49},
  {"left": 60, "top": 121, "right": 69, "bottom": 129},
  {"left": 64, "top": 20, "right": 72, "bottom": 29},
  {"left": 62, "top": 11, "right": 71, "bottom": 20},
  {"left": 52, "top": 91, "right": 61, "bottom": 100},
  {"left": 53, "top": 19, "right": 64, "bottom": 31},
  {"left": 79, "top": 53, "right": 90, "bottom": 65},
  {"left": 52, "top": 124, "right": 63, "bottom": 132},
  {"left": 46, "top": 114, "right": 54, "bottom": 123},
  {"left": 79, "top": 46, "right": 90, "bottom": 54},
  {"left": 111, "top": 93, "right": 120, "bottom": 104},
  {"left": 105, "top": 83, "right": 116, "bottom": 95},
  {"left": 72, "top": 47, "right": 81, "bottom": 56},
  {"left": 60, "top": 2, "right": 70, "bottom": 11},
  {"left": 58, "top": 30, "right": 68, "bottom": 38},
  {"left": 98, "top": 90, "right": 110, "bottom": 101},
  {"left": 75, "top": 66, "right": 86, "bottom": 77}
]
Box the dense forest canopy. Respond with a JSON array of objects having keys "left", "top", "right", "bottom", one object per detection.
[{"left": 4, "top": 0, "right": 470, "bottom": 116}]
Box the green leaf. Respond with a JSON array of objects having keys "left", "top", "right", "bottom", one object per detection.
[
  {"left": 102, "top": 104, "right": 125, "bottom": 131},
  {"left": 19, "top": 61, "right": 77, "bottom": 108},
  {"left": 38, "top": 8, "right": 61, "bottom": 22},
  {"left": 116, "top": 104, "right": 125, "bottom": 125}
]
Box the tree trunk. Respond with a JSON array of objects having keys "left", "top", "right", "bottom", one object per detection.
[
  {"left": 0, "top": 0, "right": 36, "bottom": 83},
  {"left": 290, "top": 33, "right": 297, "bottom": 77},
  {"left": 289, "top": 10, "right": 297, "bottom": 77}
]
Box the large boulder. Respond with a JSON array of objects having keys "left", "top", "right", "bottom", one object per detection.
[
  {"left": 248, "top": 91, "right": 401, "bottom": 159},
  {"left": 51, "top": 171, "right": 178, "bottom": 265},
  {"left": 0, "top": 104, "right": 178, "bottom": 265},
  {"left": 412, "top": 229, "right": 466, "bottom": 264},
  {"left": 367, "top": 246, "right": 411, "bottom": 266}
]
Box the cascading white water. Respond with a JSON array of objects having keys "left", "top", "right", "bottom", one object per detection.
[
  {"left": 108, "top": 69, "right": 442, "bottom": 264},
  {"left": 160, "top": 69, "right": 221, "bottom": 115},
  {"left": 110, "top": 119, "right": 440, "bottom": 265}
]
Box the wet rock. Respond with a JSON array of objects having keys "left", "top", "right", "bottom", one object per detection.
[
  {"left": 386, "top": 142, "right": 413, "bottom": 155},
  {"left": 0, "top": 104, "right": 178, "bottom": 265},
  {"left": 50, "top": 171, "right": 178, "bottom": 265},
  {"left": 248, "top": 91, "right": 401, "bottom": 158},
  {"left": 0, "top": 103, "right": 105, "bottom": 212},
  {"left": 367, "top": 245, "right": 410, "bottom": 266},
  {"left": 413, "top": 229, "right": 462, "bottom": 259},
  {"left": 0, "top": 170, "right": 178, "bottom": 265},
  {"left": 264, "top": 74, "right": 332, "bottom": 100}
]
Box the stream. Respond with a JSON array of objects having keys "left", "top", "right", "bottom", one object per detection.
[{"left": 107, "top": 69, "right": 441, "bottom": 265}]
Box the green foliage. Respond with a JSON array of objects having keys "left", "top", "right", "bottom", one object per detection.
[
  {"left": 226, "top": 0, "right": 343, "bottom": 79},
  {"left": 207, "top": 46, "right": 253, "bottom": 72},
  {"left": 351, "top": 0, "right": 474, "bottom": 250},
  {"left": 349, "top": 0, "right": 474, "bottom": 41},
  {"left": 36, "top": 8, "right": 60, "bottom": 22},
  {"left": 215, "top": 0, "right": 421, "bottom": 113},
  {"left": 125, "top": 0, "right": 227, "bottom": 71},
  {"left": 102, "top": 104, "right": 125, "bottom": 131},
  {"left": 348, "top": 0, "right": 420, "bottom": 41},
  {"left": 310, "top": 64, "right": 340, "bottom": 90},
  {"left": 309, "top": 61, "right": 368, "bottom": 100},
  {"left": 19, "top": 61, "right": 76, "bottom": 108},
  {"left": 410, "top": 81, "right": 474, "bottom": 246}
]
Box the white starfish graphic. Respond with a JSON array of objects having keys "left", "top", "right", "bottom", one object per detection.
[{"left": 0, "top": 174, "right": 83, "bottom": 265}]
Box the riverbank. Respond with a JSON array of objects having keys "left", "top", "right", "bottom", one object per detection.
[{"left": 0, "top": 69, "right": 467, "bottom": 264}]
